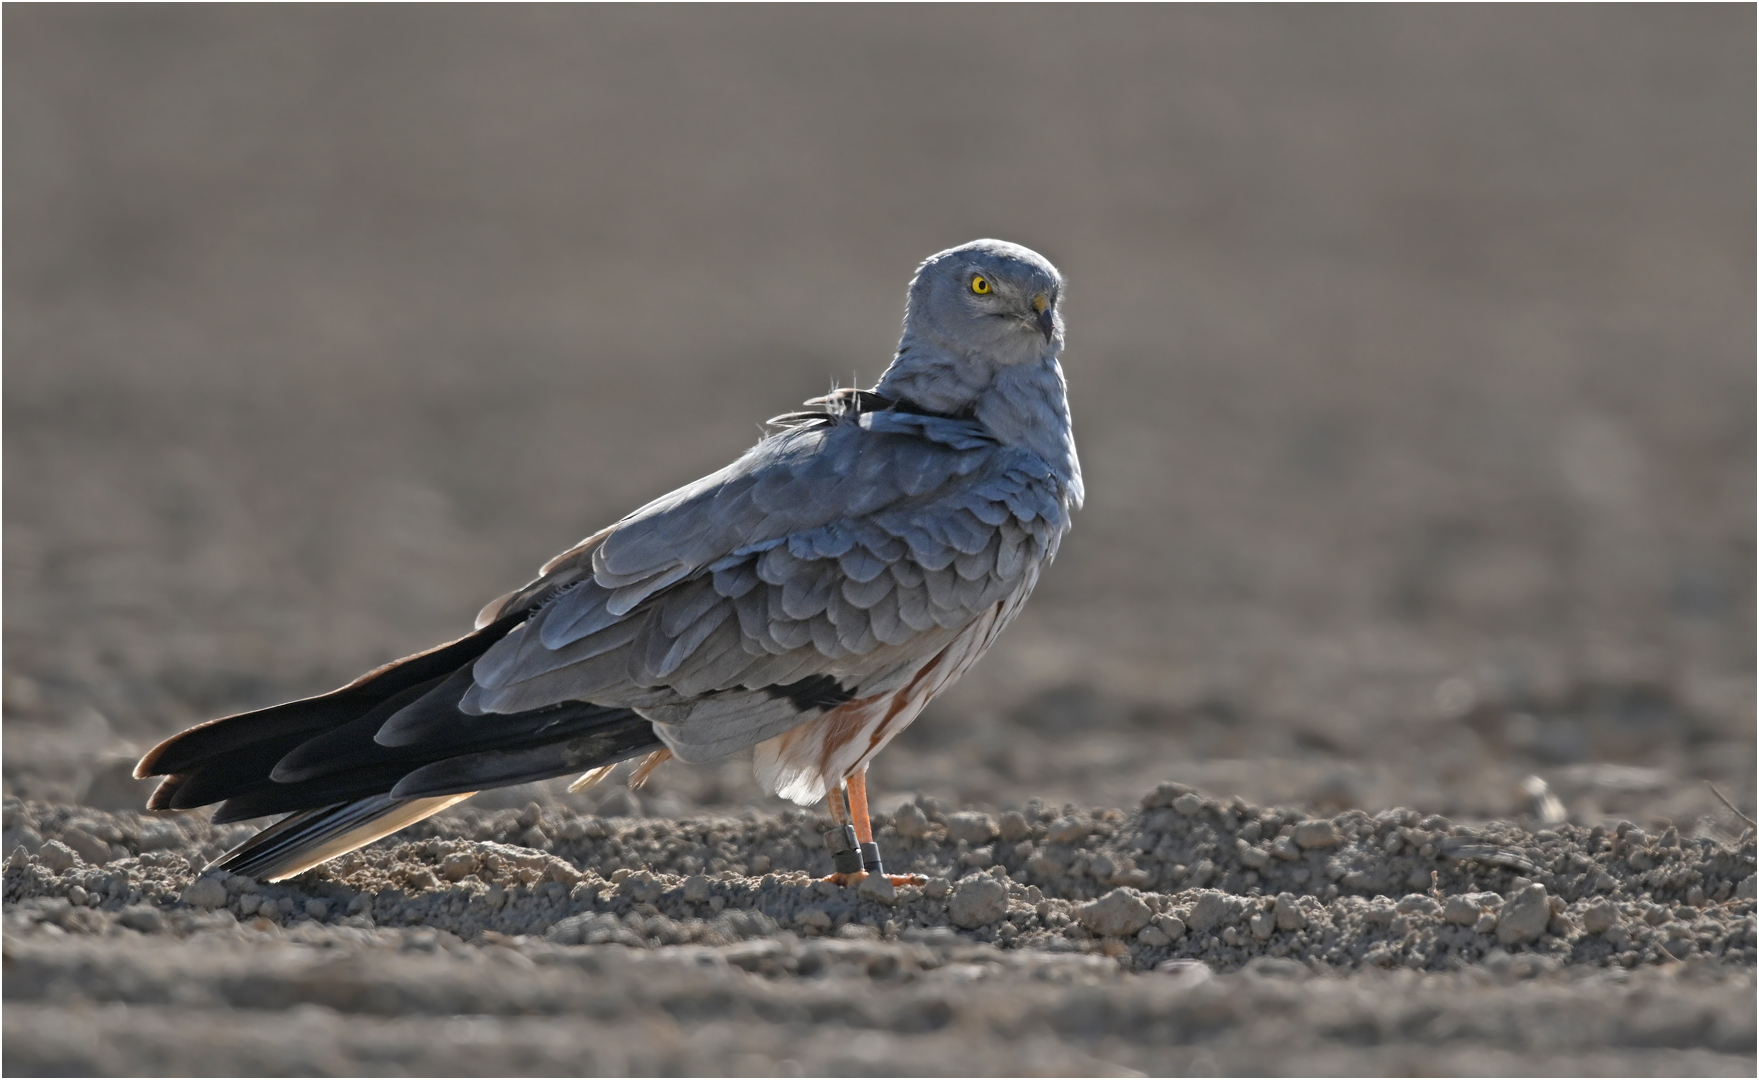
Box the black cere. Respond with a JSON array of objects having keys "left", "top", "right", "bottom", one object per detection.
[{"left": 763, "top": 675, "right": 858, "bottom": 712}]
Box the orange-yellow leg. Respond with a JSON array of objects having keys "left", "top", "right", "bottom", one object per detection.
[{"left": 820, "top": 766, "right": 926, "bottom": 887}]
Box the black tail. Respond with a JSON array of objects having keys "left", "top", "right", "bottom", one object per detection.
[{"left": 136, "top": 613, "right": 662, "bottom": 881}]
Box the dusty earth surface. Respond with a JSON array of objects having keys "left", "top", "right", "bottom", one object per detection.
[
  {"left": 5, "top": 7, "right": 1755, "bottom": 1077},
  {"left": 6, "top": 784, "right": 1756, "bottom": 1076}
]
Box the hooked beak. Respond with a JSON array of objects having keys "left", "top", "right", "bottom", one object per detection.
[{"left": 1032, "top": 294, "right": 1055, "bottom": 342}]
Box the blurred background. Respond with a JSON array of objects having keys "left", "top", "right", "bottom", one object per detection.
[{"left": 6, "top": 6, "right": 1753, "bottom": 831}]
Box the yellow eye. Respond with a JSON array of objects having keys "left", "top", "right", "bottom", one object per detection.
[{"left": 970, "top": 275, "right": 991, "bottom": 295}]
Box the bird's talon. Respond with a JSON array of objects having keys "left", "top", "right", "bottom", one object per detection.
[{"left": 820, "top": 871, "right": 928, "bottom": 889}]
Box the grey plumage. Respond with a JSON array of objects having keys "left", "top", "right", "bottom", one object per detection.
[{"left": 136, "top": 238, "right": 1081, "bottom": 881}]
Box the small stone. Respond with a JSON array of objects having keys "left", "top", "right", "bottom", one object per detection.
[
  {"left": 893, "top": 803, "right": 935, "bottom": 839},
  {"left": 1274, "top": 893, "right": 1306, "bottom": 931},
  {"left": 37, "top": 840, "right": 78, "bottom": 874},
  {"left": 857, "top": 873, "right": 897, "bottom": 906},
  {"left": 1292, "top": 820, "right": 1341, "bottom": 850},
  {"left": 58, "top": 827, "right": 110, "bottom": 865},
  {"left": 949, "top": 875, "right": 1010, "bottom": 928},
  {"left": 1142, "top": 782, "right": 1195, "bottom": 809},
  {"left": 1172, "top": 794, "right": 1205, "bottom": 816},
  {"left": 945, "top": 812, "right": 998, "bottom": 845},
  {"left": 1138, "top": 924, "right": 1171, "bottom": 947},
  {"left": 182, "top": 876, "right": 228, "bottom": 910},
  {"left": 8, "top": 846, "right": 29, "bottom": 869},
  {"left": 440, "top": 853, "right": 480, "bottom": 881},
  {"left": 1077, "top": 888, "right": 1152, "bottom": 937},
  {"left": 1186, "top": 891, "right": 1243, "bottom": 933},
  {"left": 1270, "top": 836, "right": 1301, "bottom": 861},
  {"left": 1154, "top": 914, "right": 1187, "bottom": 939},
  {"left": 1236, "top": 840, "right": 1269, "bottom": 869},
  {"left": 237, "top": 894, "right": 262, "bottom": 915},
  {"left": 1044, "top": 817, "right": 1089, "bottom": 844},
  {"left": 117, "top": 904, "right": 165, "bottom": 934},
  {"left": 1395, "top": 895, "right": 1440, "bottom": 918},
  {"left": 519, "top": 827, "right": 550, "bottom": 850},
  {"left": 1496, "top": 883, "right": 1551, "bottom": 946},
  {"left": 794, "top": 908, "right": 832, "bottom": 933},
  {"left": 1183, "top": 860, "right": 1216, "bottom": 888},
  {"left": 1250, "top": 911, "right": 1275, "bottom": 940},
  {"left": 1474, "top": 911, "right": 1498, "bottom": 935},
  {"left": 1581, "top": 901, "right": 1618, "bottom": 934},
  {"left": 304, "top": 899, "right": 330, "bottom": 921},
  {"left": 683, "top": 875, "right": 712, "bottom": 902},
  {"left": 923, "top": 877, "right": 952, "bottom": 899},
  {"left": 1443, "top": 895, "right": 1484, "bottom": 925},
  {"left": 997, "top": 812, "right": 1031, "bottom": 843}
]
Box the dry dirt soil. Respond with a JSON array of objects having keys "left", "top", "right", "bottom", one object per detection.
[{"left": 4, "top": 7, "right": 1755, "bottom": 1076}]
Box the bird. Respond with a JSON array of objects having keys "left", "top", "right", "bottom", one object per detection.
[{"left": 135, "top": 238, "right": 1082, "bottom": 885}]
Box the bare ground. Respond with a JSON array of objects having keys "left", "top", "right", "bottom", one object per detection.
[{"left": 5, "top": 781, "right": 1756, "bottom": 1076}]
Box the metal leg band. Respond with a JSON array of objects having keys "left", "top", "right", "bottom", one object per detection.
[
  {"left": 824, "top": 826, "right": 863, "bottom": 876},
  {"left": 858, "top": 842, "right": 884, "bottom": 876}
]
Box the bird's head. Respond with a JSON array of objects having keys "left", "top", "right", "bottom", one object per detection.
[{"left": 901, "top": 239, "right": 1064, "bottom": 365}]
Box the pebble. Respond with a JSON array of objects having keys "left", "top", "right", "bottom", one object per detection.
[
  {"left": 945, "top": 812, "right": 998, "bottom": 845},
  {"left": 1581, "top": 901, "right": 1618, "bottom": 934},
  {"left": 181, "top": 876, "right": 228, "bottom": 911},
  {"left": 1236, "top": 840, "right": 1270, "bottom": 869},
  {"left": 857, "top": 874, "right": 897, "bottom": 906},
  {"left": 892, "top": 803, "right": 935, "bottom": 839},
  {"left": 117, "top": 904, "right": 166, "bottom": 933},
  {"left": 1077, "top": 888, "right": 1151, "bottom": 937},
  {"left": 1496, "top": 884, "right": 1551, "bottom": 946},
  {"left": 440, "top": 853, "right": 480, "bottom": 881},
  {"left": 58, "top": 827, "right": 110, "bottom": 865},
  {"left": 1292, "top": 821, "right": 1341, "bottom": 850},
  {"left": 37, "top": 840, "right": 77, "bottom": 874},
  {"left": 1044, "top": 817, "right": 1089, "bottom": 844},
  {"left": 1274, "top": 893, "right": 1306, "bottom": 931},
  {"left": 949, "top": 875, "right": 1010, "bottom": 928},
  {"left": 1186, "top": 891, "right": 1246, "bottom": 933},
  {"left": 1171, "top": 794, "right": 1205, "bottom": 816}
]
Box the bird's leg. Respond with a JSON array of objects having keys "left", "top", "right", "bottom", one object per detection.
[
  {"left": 841, "top": 766, "right": 926, "bottom": 887},
  {"left": 820, "top": 780, "right": 866, "bottom": 885}
]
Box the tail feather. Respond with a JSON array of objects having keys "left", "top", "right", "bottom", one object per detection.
[
  {"left": 137, "top": 610, "right": 665, "bottom": 879},
  {"left": 211, "top": 794, "right": 476, "bottom": 882},
  {"left": 135, "top": 613, "right": 527, "bottom": 779}
]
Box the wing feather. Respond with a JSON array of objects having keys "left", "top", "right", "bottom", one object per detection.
[{"left": 454, "top": 402, "right": 1072, "bottom": 770}]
